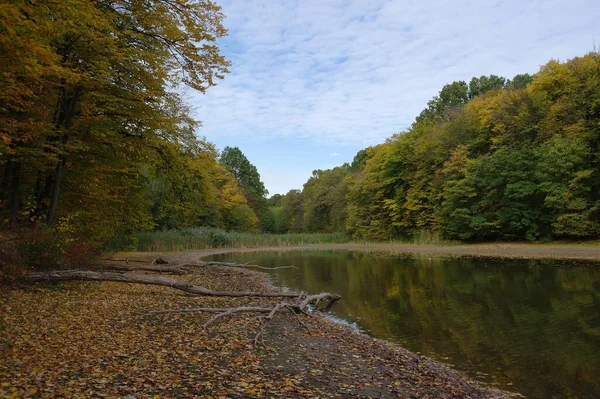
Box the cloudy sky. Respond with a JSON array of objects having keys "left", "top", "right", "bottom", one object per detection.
[{"left": 191, "top": 0, "right": 599, "bottom": 195}]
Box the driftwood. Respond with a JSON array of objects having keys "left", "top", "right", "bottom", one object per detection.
[
  {"left": 148, "top": 292, "right": 341, "bottom": 346},
  {"left": 29, "top": 258, "right": 341, "bottom": 346},
  {"left": 98, "top": 257, "right": 169, "bottom": 264},
  {"left": 28, "top": 270, "right": 303, "bottom": 298},
  {"left": 183, "top": 261, "right": 298, "bottom": 271},
  {"left": 96, "top": 263, "right": 192, "bottom": 275},
  {"left": 96, "top": 260, "right": 296, "bottom": 273}
]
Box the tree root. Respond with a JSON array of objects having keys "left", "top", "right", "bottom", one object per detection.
[
  {"left": 29, "top": 259, "right": 341, "bottom": 347},
  {"left": 147, "top": 292, "right": 341, "bottom": 347}
]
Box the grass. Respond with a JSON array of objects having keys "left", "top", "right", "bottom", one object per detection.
[
  {"left": 105, "top": 226, "right": 600, "bottom": 253},
  {"left": 106, "top": 227, "right": 350, "bottom": 252}
]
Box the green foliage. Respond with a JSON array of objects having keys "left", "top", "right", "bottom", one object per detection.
[
  {"left": 507, "top": 73, "right": 534, "bottom": 89},
  {"left": 344, "top": 52, "right": 600, "bottom": 241},
  {"left": 219, "top": 146, "right": 268, "bottom": 216},
  {"left": 302, "top": 166, "right": 348, "bottom": 233},
  {"left": 274, "top": 190, "right": 304, "bottom": 233},
  {"left": 468, "top": 75, "right": 506, "bottom": 98},
  {"left": 0, "top": 0, "right": 234, "bottom": 249},
  {"left": 260, "top": 208, "right": 278, "bottom": 233},
  {"left": 267, "top": 194, "right": 283, "bottom": 207},
  {"left": 416, "top": 80, "right": 469, "bottom": 123}
]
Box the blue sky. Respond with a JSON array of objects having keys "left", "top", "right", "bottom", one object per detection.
[{"left": 190, "top": 0, "right": 599, "bottom": 195}]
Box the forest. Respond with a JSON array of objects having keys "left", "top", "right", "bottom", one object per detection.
[
  {"left": 1, "top": 0, "right": 599, "bottom": 267},
  {"left": 269, "top": 53, "right": 600, "bottom": 242},
  {"left": 0, "top": 0, "right": 258, "bottom": 261}
]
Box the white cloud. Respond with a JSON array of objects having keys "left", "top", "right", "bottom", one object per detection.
[
  {"left": 192, "top": 0, "right": 599, "bottom": 147},
  {"left": 329, "top": 152, "right": 339, "bottom": 157}
]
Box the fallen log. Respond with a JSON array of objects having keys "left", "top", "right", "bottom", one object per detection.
[
  {"left": 28, "top": 270, "right": 304, "bottom": 298},
  {"left": 183, "top": 261, "right": 298, "bottom": 270},
  {"left": 96, "top": 263, "right": 192, "bottom": 275}
]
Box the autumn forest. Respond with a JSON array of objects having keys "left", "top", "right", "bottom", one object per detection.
[
  {"left": 268, "top": 56, "right": 600, "bottom": 242},
  {"left": 1, "top": 0, "right": 600, "bottom": 261}
]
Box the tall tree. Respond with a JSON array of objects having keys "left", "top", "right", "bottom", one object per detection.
[
  {"left": 468, "top": 75, "right": 506, "bottom": 99},
  {"left": 0, "top": 0, "right": 230, "bottom": 233},
  {"left": 219, "top": 146, "right": 268, "bottom": 216},
  {"left": 415, "top": 81, "right": 469, "bottom": 123},
  {"left": 302, "top": 166, "right": 348, "bottom": 233}
]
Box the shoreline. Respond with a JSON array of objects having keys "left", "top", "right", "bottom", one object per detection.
[
  {"left": 124, "top": 249, "right": 522, "bottom": 397},
  {"left": 2, "top": 248, "right": 531, "bottom": 398},
  {"left": 117, "top": 241, "right": 600, "bottom": 262}
]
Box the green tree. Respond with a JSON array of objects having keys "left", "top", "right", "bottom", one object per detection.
[
  {"left": 302, "top": 166, "right": 349, "bottom": 233},
  {"left": 415, "top": 81, "right": 469, "bottom": 123},
  {"left": 507, "top": 73, "right": 534, "bottom": 89},
  {"left": 468, "top": 75, "right": 506, "bottom": 99},
  {"left": 277, "top": 190, "right": 303, "bottom": 233},
  {"left": 344, "top": 52, "right": 600, "bottom": 241},
  {"left": 219, "top": 146, "right": 268, "bottom": 218}
]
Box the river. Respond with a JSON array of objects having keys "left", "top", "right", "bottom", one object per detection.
[{"left": 206, "top": 249, "right": 600, "bottom": 398}]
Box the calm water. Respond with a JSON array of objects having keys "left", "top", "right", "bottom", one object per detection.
[{"left": 207, "top": 250, "right": 600, "bottom": 398}]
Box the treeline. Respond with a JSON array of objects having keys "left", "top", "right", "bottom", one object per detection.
[
  {"left": 0, "top": 0, "right": 269, "bottom": 253},
  {"left": 269, "top": 53, "right": 600, "bottom": 241}
]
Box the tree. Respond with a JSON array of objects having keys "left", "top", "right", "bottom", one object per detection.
[
  {"left": 277, "top": 190, "right": 303, "bottom": 233},
  {"left": 267, "top": 194, "right": 283, "bottom": 207},
  {"left": 507, "top": 73, "right": 534, "bottom": 89},
  {"left": 468, "top": 75, "right": 506, "bottom": 99},
  {"left": 302, "top": 166, "right": 348, "bottom": 233},
  {"left": 415, "top": 81, "right": 469, "bottom": 123},
  {"left": 219, "top": 146, "right": 268, "bottom": 225},
  {"left": 343, "top": 52, "right": 600, "bottom": 241},
  {"left": 0, "top": 0, "right": 230, "bottom": 234}
]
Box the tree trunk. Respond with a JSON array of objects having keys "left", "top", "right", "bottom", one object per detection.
[
  {"left": 98, "top": 263, "right": 192, "bottom": 275},
  {"left": 9, "top": 161, "right": 21, "bottom": 227},
  {"left": 27, "top": 270, "right": 309, "bottom": 298},
  {"left": 46, "top": 82, "right": 82, "bottom": 225},
  {"left": 0, "top": 161, "right": 10, "bottom": 204},
  {"left": 46, "top": 149, "right": 66, "bottom": 225}
]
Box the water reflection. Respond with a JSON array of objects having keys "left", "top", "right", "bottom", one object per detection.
[{"left": 208, "top": 250, "right": 600, "bottom": 398}]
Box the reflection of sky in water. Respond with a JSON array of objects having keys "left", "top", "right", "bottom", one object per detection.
[{"left": 207, "top": 250, "right": 600, "bottom": 399}]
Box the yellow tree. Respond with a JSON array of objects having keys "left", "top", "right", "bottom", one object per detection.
[{"left": 0, "top": 0, "right": 230, "bottom": 229}]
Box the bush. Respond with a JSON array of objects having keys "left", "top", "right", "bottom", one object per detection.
[
  {"left": 9, "top": 224, "right": 95, "bottom": 272},
  {"left": 17, "top": 227, "right": 64, "bottom": 270}
]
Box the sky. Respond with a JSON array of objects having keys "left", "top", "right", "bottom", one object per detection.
[{"left": 190, "top": 0, "right": 599, "bottom": 195}]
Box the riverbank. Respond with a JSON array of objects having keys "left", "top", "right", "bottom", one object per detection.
[
  {"left": 1, "top": 250, "right": 517, "bottom": 398},
  {"left": 120, "top": 241, "right": 600, "bottom": 261}
]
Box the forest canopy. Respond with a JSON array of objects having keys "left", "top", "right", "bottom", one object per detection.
[
  {"left": 271, "top": 53, "right": 600, "bottom": 241},
  {"left": 0, "top": 0, "right": 267, "bottom": 247}
]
